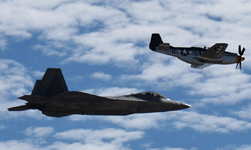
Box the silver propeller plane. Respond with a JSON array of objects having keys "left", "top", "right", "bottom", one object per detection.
[
  {"left": 149, "top": 33, "right": 245, "bottom": 69},
  {"left": 8, "top": 68, "right": 190, "bottom": 117}
]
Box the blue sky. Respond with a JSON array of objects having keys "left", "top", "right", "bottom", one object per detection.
[{"left": 1, "top": 0, "right": 251, "bottom": 149}]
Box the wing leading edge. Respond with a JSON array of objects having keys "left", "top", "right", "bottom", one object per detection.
[{"left": 200, "top": 43, "right": 228, "bottom": 59}]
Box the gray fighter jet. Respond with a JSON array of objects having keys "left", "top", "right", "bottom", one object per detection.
[
  {"left": 8, "top": 68, "right": 190, "bottom": 117},
  {"left": 150, "top": 33, "right": 245, "bottom": 69}
]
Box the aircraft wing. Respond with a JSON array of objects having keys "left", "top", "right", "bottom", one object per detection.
[
  {"left": 190, "top": 63, "right": 212, "bottom": 69},
  {"left": 200, "top": 43, "right": 228, "bottom": 59}
]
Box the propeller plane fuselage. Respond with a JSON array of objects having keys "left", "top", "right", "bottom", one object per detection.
[{"left": 150, "top": 33, "right": 245, "bottom": 69}]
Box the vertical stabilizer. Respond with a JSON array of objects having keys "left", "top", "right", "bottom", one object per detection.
[
  {"left": 32, "top": 68, "right": 69, "bottom": 98},
  {"left": 31, "top": 80, "right": 41, "bottom": 95},
  {"left": 149, "top": 33, "right": 163, "bottom": 51}
]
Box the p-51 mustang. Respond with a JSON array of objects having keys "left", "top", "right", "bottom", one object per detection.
[{"left": 149, "top": 33, "right": 245, "bottom": 69}]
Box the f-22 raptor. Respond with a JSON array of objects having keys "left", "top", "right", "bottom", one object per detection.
[
  {"left": 8, "top": 68, "right": 190, "bottom": 117},
  {"left": 150, "top": 33, "right": 245, "bottom": 69}
]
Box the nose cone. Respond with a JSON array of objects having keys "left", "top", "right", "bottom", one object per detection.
[
  {"left": 171, "top": 102, "right": 191, "bottom": 110},
  {"left": 180, "top": 102, "right": 191, "bottom": 109},
  {"left": 242, "top": 57, "right": 245, "bottom": 61},
  {"left": 236, "top": 56, "right": 245, "bottom": 62}
]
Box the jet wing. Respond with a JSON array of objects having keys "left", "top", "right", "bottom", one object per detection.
[
  {"left": 190, "top": 63, "right": 212, "bottom": 69},
  {"left": 200, "top": 43, "right": 228, "bottom": 59}
]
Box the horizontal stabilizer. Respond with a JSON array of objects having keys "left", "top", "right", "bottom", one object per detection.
[{"left": 8, "top": 105, "right": 31, "bottom": 111}]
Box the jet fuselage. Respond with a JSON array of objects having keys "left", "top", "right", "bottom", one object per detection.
[
  {"left": 18, "top": 91, "right": 190, "bottom": 117},
  {"left": 8, "top": 68, "right": 190, "bottom": 118}
]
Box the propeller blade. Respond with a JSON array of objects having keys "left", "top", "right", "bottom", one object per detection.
[
  {"left": 235, "top": 62, "right": 239, "bottom": 69},
  {"left": 241, "top": 47, "right": 245, "bottom": 56},
  {"left": 239, "top": 45, "right": 241, "bottom": 55},
  {"left": 240, "top": 61, "right": 242, "bottom": 70}
]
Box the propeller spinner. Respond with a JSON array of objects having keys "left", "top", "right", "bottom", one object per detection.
[{"left": 236, "top": 45, "right": 245, "bottom": 70}]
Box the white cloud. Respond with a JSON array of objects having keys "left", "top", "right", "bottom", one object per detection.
[
  {"left": 189, "top": 66, "right": 251, "bottom": 105},
  {"left": 0, "top": 128, "right": 144, "bottom": 150},
  {"left": 0, "top": 59, "right": 49, "bottom": 120},
  {"left": 217, "top": 144, "right": 251, "bottom": 150},
  {"left": 68, "top": 115, "right": 94, "bottom": 122},
  {"left": 0, "top": 38, "right": 7, "bottom": 50},
  {"left": 169, "top": 111, "right": 251, "bottom": 133},
  {"left": 143, "top": 143, "right": 197, "bottom": 150},
  {"left": 33, "top": 44, "right": 67, "bottom": 57},
  {"left": 147, "top": 147, "right": 188, "bottom": 150},
  {"left": 0, "top": 124, "right": 4, "bottom": 130},
  {"left": 47, "top": 141, "right": 131, "bottom": 150},
  {"left": 234, "top": 145, "right": 251, "bottom": 150},
  {"left": 0, "top": 59, "right": 33, "bottom": 97},
  {"left": 91, "top": 71, "right": 112, "bottom": 81},
  {"left": 68, "top": 75, "right": 84, "bottom": 82},
  {"left": 190, "top": 66, "right": 251, "bottom": 97},
  {"left": 32, "top": 71, "right": 44, "bottom": 77},
  {"left": 68, "top": 113, "right": 168, "bottom": 130},
  {"left": 24, "top": 126, "right": 54, "bottom": 137},
  {"left": 120, "top": 58, "right": 202, "bottom": 88},
  {"left": 1, "top": 0, "right": 251, "bottom": 70},
  {"left": 0, "top": 1, "right": 251, "bottom": 149},
  {"left": 69, "top": 110, "right": 251, "bottom": 133},
  {"left": 121, "top": 57, "right": 251, "bottom": 105},
  {"left": 100, "top": 113, "right": 167, "bottom": 130},
  {"left": 232, "top": 104, "right": 251, "bottom": 120},
  {"left": 1, "top": 109, "right": 47, "bottom": 120},
  {"left": 0, "top": 140, "right": 41, "bottom": 150},
  {"left": 1, "top": 127, "right": 196, "bottom": 150},
  {"left": 0, "top": 139, "right": 194, "bottom": 150},
  {"left": 163, "top": 148, "right": 188, "bottom": 150},
  {"left": 54, "top": 128, "right": 144, "bottom": 144},
  {"left": 72, "top": 113, "right": 165, "bottom": 130}
]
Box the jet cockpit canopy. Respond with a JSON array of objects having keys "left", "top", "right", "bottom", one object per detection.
[{"left": 129, "top": 91, "right": 167, "bottom": 102}]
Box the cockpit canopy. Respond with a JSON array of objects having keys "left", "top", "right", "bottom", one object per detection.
[
  {"left": 191, "top": 45, "right": 209, "bottom": 49},
  {"left": 129, "top": 91, "right": 166, "bottom": 102}
]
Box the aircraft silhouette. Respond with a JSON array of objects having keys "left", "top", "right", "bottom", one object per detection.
[
  {"left": 8, "top": 68, "right": 190, "bottom": 117},
  {"left": 150, "top": 33, "right": 245, "bottom": 69}
]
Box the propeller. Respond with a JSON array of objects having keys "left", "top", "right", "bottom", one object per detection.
[{"left": 235, "top": 45, "right": 245, "bottom": 70}]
